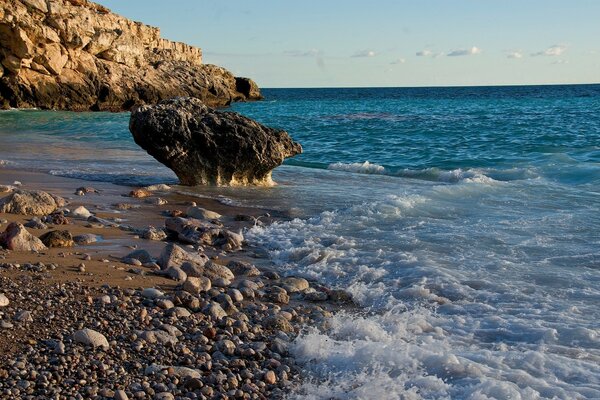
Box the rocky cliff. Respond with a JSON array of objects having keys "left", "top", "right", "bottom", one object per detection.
[{"left": 0, "top": 0, "right": 262, "bottom": 110}]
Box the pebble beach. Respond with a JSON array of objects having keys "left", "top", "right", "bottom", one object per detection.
[{"left": 0, "top": 169, "right": 344, "bottom": 400}]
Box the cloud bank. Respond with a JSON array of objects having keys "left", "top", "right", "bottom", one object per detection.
[{"left": 447, "top": 46, "right": 481, "bottom": 57}]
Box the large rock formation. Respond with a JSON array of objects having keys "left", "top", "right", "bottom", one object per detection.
[
  {"left": 129, "top": 97, "right": 302, "bottom": 186},
  {"left": 0, "top": 0, "right": 262, "bottom": 110}
]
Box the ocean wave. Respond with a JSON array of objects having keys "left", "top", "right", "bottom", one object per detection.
[{"left": 328, "top": 161, "right": 386, "bottom": 174}]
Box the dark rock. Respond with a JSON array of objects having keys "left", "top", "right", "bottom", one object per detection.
[
  {"left": 40, "top": 230, "right": 74, "bottom": 248},
  {"left": 129, "top": 97, "right": 302, "bottom": 186}
]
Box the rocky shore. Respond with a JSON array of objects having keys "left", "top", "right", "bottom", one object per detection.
[
  {"left": 0, "top": 170, "right": 350, "bottom": 399},
  {"left": 0, "top": 0, "right": 262, "bottom": 110}
]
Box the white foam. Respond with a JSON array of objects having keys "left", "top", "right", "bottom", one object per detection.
[
  {"left": 247, "top": 183, "right": 600, "bottom": 399},
  {"left": 328, "top": 161, "right": 386, "bottom": 174}
]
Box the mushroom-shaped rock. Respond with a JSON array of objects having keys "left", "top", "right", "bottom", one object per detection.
[
  {"left": 73, "top": 328, "right": 110, "bottom": 350},
  {"left": 0, "top": 190, "right": 65, "bottom": 215},
  {"left": 129, "top": 97, "right": 302, "bottom": 186},
  {"left": 0, "top": 222, "right": 47, "bottom": 251}
]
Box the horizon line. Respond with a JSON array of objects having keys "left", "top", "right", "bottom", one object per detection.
[{"left": 260, "top": 82, "right": 600, "bottom": 90}]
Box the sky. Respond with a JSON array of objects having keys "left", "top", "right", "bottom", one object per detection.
[{"left": 97, "top": 0, "right": 600, "bottom": 88}]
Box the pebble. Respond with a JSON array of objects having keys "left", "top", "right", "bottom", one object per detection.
[
  {"left": 73, "top": 328, "right": 110, "bottom": 350},
  {"left": 0, "top": 293, "right": 9, "bottom": 307}
]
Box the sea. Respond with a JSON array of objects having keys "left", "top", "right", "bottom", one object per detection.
[{"left": 1, "top": 84, "right": 600, "bottom": 399}]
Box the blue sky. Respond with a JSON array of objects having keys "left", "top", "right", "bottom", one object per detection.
[{"left": 98, "top": 0, "right": 600, "bottom": 88}]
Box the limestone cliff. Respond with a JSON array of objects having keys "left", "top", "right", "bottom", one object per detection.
[{"left": 0, "top": 0, "right": 262, "bottom": 111}]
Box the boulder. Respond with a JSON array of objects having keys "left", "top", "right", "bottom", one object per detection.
[
  {"left": 39, "top": 230, "right": 73, "bottom": 247},
  {"left": 129, "top": 97, "right": 302, "bottom": 186},
  {"left": 70, "top": 206, "right": 92, "bottom": 218},
  {"left": 0, "top": 190, "right": 65, "bottom": 215},
  {"left": 0, "top": 222, "right": 47, "bottom": 251},
  {"left": 182, "top": 276, "right": 211, "bottom": 294},
  {"left": 123, "top": 249, "right": 153, "bottom": 264}
]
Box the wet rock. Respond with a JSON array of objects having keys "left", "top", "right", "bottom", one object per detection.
[
  {"left": 73, "top": 233, "right": 99, "bottom": 245},
  {"left": 73, "top": 328, "right": 110, "bottom": 350},
  {"left": 114, "top": 389, "right": 129, "bottom": 400},
  {"left": 0, "top": 190, "right": 65, "bottom": 215},
  {"left": 24, "top": 217, "right": 48, "bottom": 230},
  {"left": 124, "top": 249, "right": 154, "bottom": 264},
  {"left": 265, "top": 286, "right": 289, "bottom": 305},
  {"left": 264, "top": 315, "right": 295, "bottom": 333},
  {"left": 165, "top": 217, "right": 244, "bottom": 250},
  {"left": 70, "top": 206, "right": 92, "bottom": 218},
  {"left": 140, "top": 226, "right": 167, "bottom": 241},
  {"left": 129, "top": 188, "right": 151, "bottom": 198},
  {"left": 282, "top": 277, "right": 310, "bottom": 293},
  {"left": 74, "top": 187, "right": 99, "bottom": 196},
  {"left": 186, "top": 206, "right": 221, "bottom": 220},
  {"left": 227, "top": 260, "right": 261, "bottom": 277},
  {"left": 0, "top": 222, "right": 47, "bottom": 251},
  {"left": 129, "top": 97, "right": 302, "bottom": 186},
  {"left": 40, "top": 230, "right": 74, "bottom": 248}
]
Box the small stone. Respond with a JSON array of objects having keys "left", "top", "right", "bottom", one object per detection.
[
  {"left": 186, "top": 206, "right": 221, "bottom": 220},
  {"left": 78, "top": 263, "right": 86, "bottom": 272},
  {"left": 73, "top": 234, "right": 99, "bottom": 245},
  {"left": 40, "top": 230, "right": 74, "bottom": 248},
  {"left": 0, "top": 293, "right": 8, "bottom": 307},
  {"left": 141, "top": 288, "right": 164, "bottom": 299},
  {"left": 15, "top": 310, "right": 33, "bottom": 322},
  {"left": 73, "top": 328, "right": 110, "bottom": 350},
  {"left": 71, "top": 206, "right": 92, "bottom": 218},
  {"left": 182, "top": 276, "right": 211, "bottom": 294},
  {"left": 114, "top": 389, "right": 129, "bottom": 400},
  {"left": 129, "top": 188, "right": 151, "bottom": 198},
  {"left": 263, "top": 370, "right": 277, "bottom": 385},
  {"left": 282, "top": 277, "right": 310, "bottom": 293}
]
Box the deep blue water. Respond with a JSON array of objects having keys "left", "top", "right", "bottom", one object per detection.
[{"left": 1, "top": 85, "right": 600, "bottom": 399}]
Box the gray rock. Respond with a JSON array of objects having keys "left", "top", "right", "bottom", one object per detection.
[
  {"left": 14, "top": 310, "right": 33, "bottom": 322},
  {"left": 227, "top": 260, "right": 261, "bottom": 277},
  {"left": 73, "top": 328, "right": 110, "bottom": 350},
  {"left": 162, "top": 266, "right": 187, "bottom": 282},
  {"left": 73, "top": 233, "right": 99, "bottom": 245},
  {"left": 24, "top": 217, "right": 48, "bottom": 230},
  {"left": 282, "top": 277, "right": 310, "bottom": 293},
  {"left": 144, "top": 364, "right": 201, "bottom": 379},
  {"left": 129, "top": 97, "right": 302, "bottom": 186},
  {"left": 202, "top": 302, "right": 227, "bottom": 320},
  {"left": 0, "top": 222, "right": 47, "bottom": 251},
  {"left": 114, "top": 389, "right": 129, "bottom": 400},
  {"left": 0, "top": 190, "right": 65, "bottom": 215},
  {"left": 123, "top": 249, "right": 153, "bottom": 264},
  {"left": 182, "top": 276, "right": 211, "bottom": 294},
  {"left": 141, "top": 288, "right": 164, "bottom": 299},
  {"left": 186, "top": 206, "right": 221, "bottom": 220}
]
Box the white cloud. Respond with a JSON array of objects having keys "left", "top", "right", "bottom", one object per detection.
[
  {"left": 390, "top": 58, "right": 406, "bottom": 65},
  {"left": 552, "top": 59, "right": 569, "bottom": 65},
  {"left": 416, "top": 49, "right": 433, "bottom": 57},
  {"left": 351, "top": 50, "right": 376, "bottom": 58},
  {"left": 532, "top": 45, "right": 567, "bottom": 57},
  {"left": 507, "top": 51, "right": 523, "bottom": 59},
  {"left": 447, "top": 46, "right": 481, "bottom": 57}
]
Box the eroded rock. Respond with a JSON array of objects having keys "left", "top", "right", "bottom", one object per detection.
[
  {"left": 0, "top": 222, "right": 47, "bottom": 251},
  {"left": 129, "top": 97, "right": 302, "bottom": 186},
  {"left": 0, "top": 190, "right": 65, "bottom": 215}
]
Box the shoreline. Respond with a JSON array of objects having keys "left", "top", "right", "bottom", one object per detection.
[{"left": 0, "top": 167, "right": 345, "bottom": 399}]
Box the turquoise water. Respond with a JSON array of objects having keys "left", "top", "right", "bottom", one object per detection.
[{"left": 1, "top": 85, "right": 600, "bottom": 399}]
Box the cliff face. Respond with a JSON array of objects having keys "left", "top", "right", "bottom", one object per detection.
[{"left": 0, "top": 0, "right": 262, "bottom": 111}]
